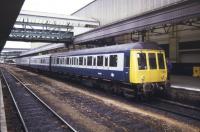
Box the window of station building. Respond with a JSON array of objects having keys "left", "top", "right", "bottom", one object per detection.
[
  {"left": 148, "top": 53, "right": 157, "bottom": 69},
  {"left": 97, "top": 56, "right": 103, "bottom": 66},
  {"left": 104, "top": 56, "right": 108, "bottom": 66},
  {"left": 79, "top": 57, "right": 83, "bottom": 65},
  {"left": 87, "top": 56, "right": 92, "bottom": 66},
  {"left": 137, "top": 53, "right": 147, "bottom": 70},
  {"left": 109, "top": 55, "right": 118, "bottom": 67},
  {"left": 93, "top": 57, "right": 96, "bottom": 66},
  {"left": 158, "top": 53, "right": 165, "bottom": 69}
]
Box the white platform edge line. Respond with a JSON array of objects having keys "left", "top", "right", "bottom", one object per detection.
[
  {"left": 0, "top": 79, "right": 8, "bottom": 132},
  {"left": 171, "top": 85, "right": 200, "bottom": 92}
]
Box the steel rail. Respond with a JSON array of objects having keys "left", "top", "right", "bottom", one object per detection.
[
  {"left": 2, "top": 68, "right": 78, "bottom": 132},
  {"left": 142, "top": 99, "right": 200, "bottom": 121},
  {"left": 1, "top": 69, "right": 28, "bottom": 132},
  {"left": 156, "top": 98, "right": 200, "bottom": 112}
]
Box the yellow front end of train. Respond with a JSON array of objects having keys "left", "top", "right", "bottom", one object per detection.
[{"left": 129, "top": 49, "right": 167, "bottom": 85}]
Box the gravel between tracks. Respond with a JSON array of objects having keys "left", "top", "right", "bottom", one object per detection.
[{"left": 4, "top": 65, "right": 200, "bottom": 132}]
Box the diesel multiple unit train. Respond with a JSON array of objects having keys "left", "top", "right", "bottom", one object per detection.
[{"left": 16, "top": 42, "right": 168, "bottom": 97}]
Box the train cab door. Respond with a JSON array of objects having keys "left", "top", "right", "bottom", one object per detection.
[
  {"left": 147, "top": 52, "right": 159, "bottom": 82},
  {"left": 130, "top": 50, "right": 150, "bottom": 84}
]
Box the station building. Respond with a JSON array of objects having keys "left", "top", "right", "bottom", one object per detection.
[{"left": 71, "top": 0, "right": 200, "bottom": 76}]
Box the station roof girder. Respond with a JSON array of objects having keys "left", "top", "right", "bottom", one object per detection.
[{"left": 74, "top": 0, "right": 200, "bottom": 44}]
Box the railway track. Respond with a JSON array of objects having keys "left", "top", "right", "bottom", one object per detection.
[
  {"left": 1, "top": 68, "right": 77, "bottom": 132},
  {"left": 142, "top": 98, "right": 200, "bottom": 121}
]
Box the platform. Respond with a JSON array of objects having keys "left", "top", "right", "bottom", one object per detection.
[
  {"left": 166, "top": 75, "right": 200, "bottom": 106},
  {"left": 0, "top": 78, "right": 7, "bottom": 132},
  {"left": 171, "top": 75, "right": 200, "bottom": 92}
]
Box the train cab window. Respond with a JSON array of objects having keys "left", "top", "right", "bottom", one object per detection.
[
  {"left": 137, "top": 53, "right": 147, "bottom": 70},
  {"left": 158, "top": 53, "right": 165, "bottom": 69},
  {"left": 104, "top": 56, "right": 108, "bottom": 66},
  {"left": 148, "top": 53, "right": 157, "bottom": 69},
  {"left": 79, "top": 57, "right": 83, "bottom": 65},
  {"left": 87, "top": 56, "right": 92, "bottom": 66},
  {"left": 109, "top": 55, "right": 118, "bottom": 67},
  {"left": 97, "top": 56, "right": 103, "bottom": 66},
  {"left": 93, "top": 57, "right": 96, "bottom": 66}
]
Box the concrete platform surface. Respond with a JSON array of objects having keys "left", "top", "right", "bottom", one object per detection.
[
  {"left": 171, "top": 75, "right": 200, "bottom": 92},
  {"left": 0, "top": 79, "right": 7, "bottom": 132}
]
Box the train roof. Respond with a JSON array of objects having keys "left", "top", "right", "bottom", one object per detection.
[
  {"left": 52, "top": 41, "right": 162, "bottom": 56},
  {"left": 30, "top": 54, "right": 51, "bottom": 59}
]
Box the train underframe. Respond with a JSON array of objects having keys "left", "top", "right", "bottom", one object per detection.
[{"left": 17, "top": 65, "right": 169, "bottom": 99}]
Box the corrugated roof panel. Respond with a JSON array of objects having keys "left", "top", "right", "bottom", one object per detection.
[{"left": 72, "top": 0, "right": 185, "bottom": 25}]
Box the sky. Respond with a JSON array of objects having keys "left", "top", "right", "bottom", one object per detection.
[
  {"left": 21, "top": 0, "right": 94, "bottom": 15},
  {"left": 4, "top": 0, "right": 94, "bottom": 49}
]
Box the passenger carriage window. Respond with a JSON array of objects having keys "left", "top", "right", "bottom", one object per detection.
[
  {"left": 93, "top": 57, "right": 96, "bottom": 66},
  {"left": 69, "top": 58, "right": 72, "bottom": 65},
  {"left": 72, "top": 58, "right": 74, "bottom": 65},
  {"left": 105, "top": 56, "right": 108, "bottom": 66},
  {"left": 84, "top": 57, "right": 87, "bottom": 66},
  {"left": 125, "top": 56, "right": 130, "bottom": 67},
  {"left": 60, "top": 58, "right": 63, "bottom": 64},
  {"left": 74, "top": 57, "right": 76, "bottom": 65},
  {"left": 57, "top": 58, "right": 59, "bottom": 64},
  {"left": 109, "top": 55, "right": 118, "bottom": 67},
  {"left": 97, "top": 56, "right": 103, "bottom": 66},
  {"left": 137, "top": 53, "right": 147, "bottom": 70},
  {"left": 149, "top": 53, "right": 157, "bottom": 69},
  {"left": 66, "top": 57, "right": 68, "bottom": 65},
  {"left": 63, "top": 58, "right": 65, "bottom": 64},
  {"left": 79, "top": 57, "right": 83, "bottom": 65},
  {"left": 54, "top": 58, "right": 56, "bottom": 64},
  {"left": 158, "top": 53, "right": 165, "bottom": 69},
  {"left": 87, "top": 56, "right": 92, "bottom": 66},
  {"left": 76, "top": 58, "right": 79, "bottom": 65},
  {"left": 75, "top": 57, "right": 78, "bottom": 65},
  {"left": 59, "top": 58, "right": 61, "bottom": 64}
]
